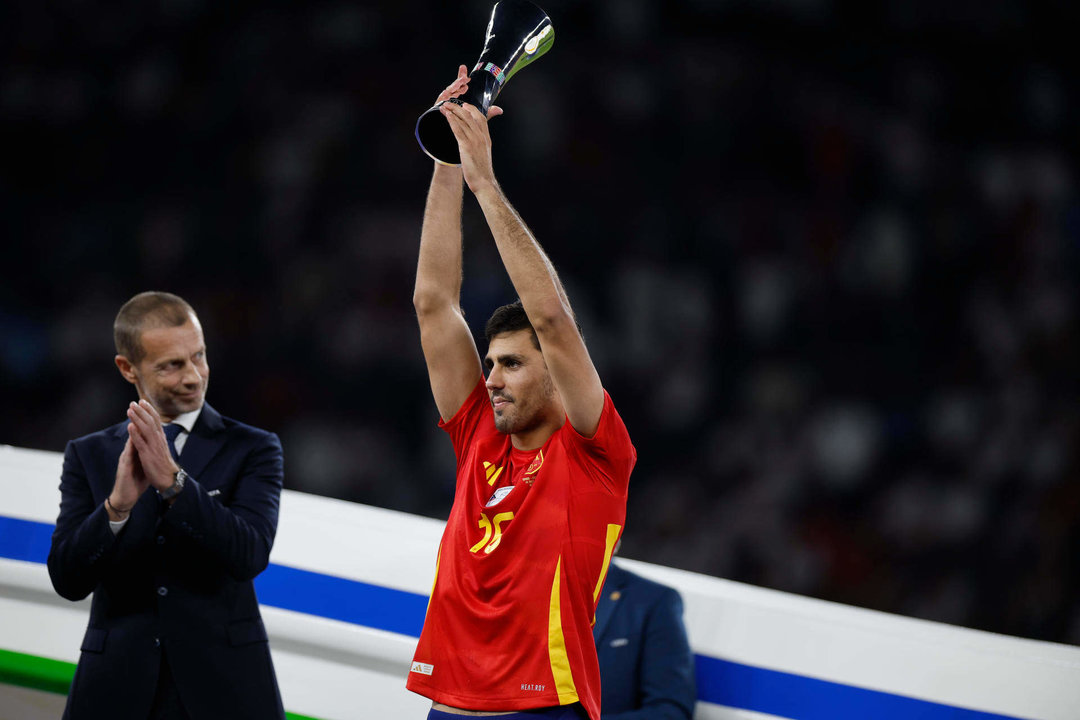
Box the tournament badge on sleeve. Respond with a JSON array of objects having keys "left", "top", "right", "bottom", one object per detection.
[{"left": 415, "top": 0, "right": 555, "bottom": 166}]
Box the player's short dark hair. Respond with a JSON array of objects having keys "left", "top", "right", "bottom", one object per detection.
[
  {"left": 114, "top": 291, "right": 197, "bottom": 363},
  {"left": 484, "top": 299, "right": 583, "bottom": 350}
]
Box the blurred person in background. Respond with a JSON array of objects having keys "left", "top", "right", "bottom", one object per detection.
[
  {"left": 406, "top": 67, "right": 636, "bottom": 720},
  {"left": 593, "top": 545, "right": 696, "bottom": 719},
  {"left": 47, "top": 291, "right": 285, "bottom": 720}
]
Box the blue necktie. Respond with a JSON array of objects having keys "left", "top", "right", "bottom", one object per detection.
[{"left": 163, "top": 424, "right": 183, "bottom": 462}]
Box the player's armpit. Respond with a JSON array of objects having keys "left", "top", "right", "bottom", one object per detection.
[
  {"left": 532, "top": 310, "right": 605, "bottom": 436},
  {"left": 417, "top": 304, "right": 484, "bottom": 422}
]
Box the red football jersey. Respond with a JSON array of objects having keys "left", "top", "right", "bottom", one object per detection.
[{"left": 407, "top": 379, "right": 635, "bottom": 720}]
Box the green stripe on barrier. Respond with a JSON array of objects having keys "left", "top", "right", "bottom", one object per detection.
[
  {"left": 0, "top": 647, "right": 75, "bottom": 695},
  {"left": 0, "top": 647, "right": 322, "bottom": 720}
]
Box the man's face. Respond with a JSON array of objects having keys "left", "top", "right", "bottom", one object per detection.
[
  {"left": 116, "top": 317, "right": 209, "bottom": 422},
  {"left": 484, "top": 329, "right": 558, "bottom": 435}
]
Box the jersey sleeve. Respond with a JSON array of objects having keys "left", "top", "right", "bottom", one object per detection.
[
  {"left": 438, "top": 378, "right": 493, "bottom": 461},
  {"left": 564, "top": 390, "right": 636, "bottom": 496}
]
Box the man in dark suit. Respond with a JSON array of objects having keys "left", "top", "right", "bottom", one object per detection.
[
  {"left": 48, "top": 291, "right": 286, "bottom": 720},
  {"left": 593, "top": 560, "right": 696, "bottom": 720}
]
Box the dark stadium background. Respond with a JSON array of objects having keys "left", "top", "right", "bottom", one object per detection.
[{"left": 2, "top": 1, "right": 1076, "bottom": 644}]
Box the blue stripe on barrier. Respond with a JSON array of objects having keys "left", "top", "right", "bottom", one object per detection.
[
  {"left": 696, "top": 655, "right": 1021, "bottom": 720},
  {"left": 0, "top": 514, "right": 1023, "bottom": 720},
  {"left": 0, "top": 515, "right": 53, "bottom": 565},
  {"left": 0, "top": 514, "right": 427, "bottom": 638},
  {"left": 254, "top": 563, "right": 427, "bottom": 638}
]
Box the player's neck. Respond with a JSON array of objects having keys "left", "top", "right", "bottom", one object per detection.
[{"left": 510, "top": 416, "right": 564, "bottom": 451}]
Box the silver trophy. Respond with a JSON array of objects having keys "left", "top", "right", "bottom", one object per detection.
[{"left": 415, "top": 1, "right": 554, "bottom": 166}]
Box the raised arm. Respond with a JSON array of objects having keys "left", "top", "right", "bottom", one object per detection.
[
  {"left": 442, "top": 101, "right": 604, "bottom": 436},
  {"left": 414, "top": 163, "right": 482, "bottom": 421},
  {"left": 413, "top": 67, "right": 492, "bottom": 421}
]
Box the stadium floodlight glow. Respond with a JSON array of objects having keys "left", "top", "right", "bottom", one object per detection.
[{"left": 415, "top": 0, "right": 554, "bottom": 166}]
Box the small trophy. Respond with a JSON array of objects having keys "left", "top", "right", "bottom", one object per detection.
[{"left": 415, "top": 0, "right": 554, "bottom": 166}]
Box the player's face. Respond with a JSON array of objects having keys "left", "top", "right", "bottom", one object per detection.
[
  {"left": 484, "top": 330, "right": 558, "bottom": 436},
  {"left": 117, "top": 318, "right": 210, "bottom": 422}
]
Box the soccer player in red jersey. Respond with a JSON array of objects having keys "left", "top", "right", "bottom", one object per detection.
[{"left": 407, "top": 66, "right": 636, "bottom": 720}]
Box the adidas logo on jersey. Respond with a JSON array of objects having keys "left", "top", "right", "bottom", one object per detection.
[
  {"left": 410, "top": 661, "right": 433, "bottom": 676},
  {"left": 482, "top": 461, "right": 504, "bottom": 486}
]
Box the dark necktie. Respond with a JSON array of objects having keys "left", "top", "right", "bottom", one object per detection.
[{"left": 163, "top": 424, "right": 183, "bottom": 462}]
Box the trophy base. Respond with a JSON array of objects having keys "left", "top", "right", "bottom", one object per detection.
[{"left": 415, "top": 103, "right": 462, "bottom": 167}]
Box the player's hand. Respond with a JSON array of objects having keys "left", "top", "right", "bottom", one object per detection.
[
  {"left": 108, "top": 436, "right": 149, "bottom": 519},
  {"left": 441, "top": 101, "right": 498, "bottom": 195},
  {"left": 126, "top": 400, "right": 181, "bottom": 491},
  {"left": 435, "top": 64, "right": 503, "bottom": 118}
]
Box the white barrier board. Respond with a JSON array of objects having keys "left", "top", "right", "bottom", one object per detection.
[{"left": 2, "top": 444, "right": 1078, "bottom": 719}]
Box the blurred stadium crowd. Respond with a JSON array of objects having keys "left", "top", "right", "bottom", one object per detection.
[{"left": 2, "top": 1, "right": 1076, "bottom": 643}]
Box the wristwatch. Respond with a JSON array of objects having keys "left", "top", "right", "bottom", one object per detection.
[{"left": 159, "top": 468, "right": 189, "bottom": 500}]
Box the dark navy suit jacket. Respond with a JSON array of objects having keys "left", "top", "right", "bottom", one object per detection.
[
  {"left": 47, "top": 403, "right": 286, "bottom": 720},
  {"left": 593, "top": 562, "right": 696, "bottom": 719}
]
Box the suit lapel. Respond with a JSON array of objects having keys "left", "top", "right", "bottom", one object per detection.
[
  {"left": 178, "top": 403, "right": 226, "bottom": 479},
  {"left": 106, "top": 420, "right": 129, "bottom": 456},
  {"left": 593, "top": 562, "right": 628, "bottom": 642}
]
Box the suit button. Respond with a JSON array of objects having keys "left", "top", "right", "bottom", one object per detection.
[
  {"left": 154, "top": 637, "right": 160, "bottom": 648},
  {"left": 157, "top": 586, "right": 168, "bottom": 597},
  {"left": 157, "top": 536, "right": 166, "bottom": 545}
]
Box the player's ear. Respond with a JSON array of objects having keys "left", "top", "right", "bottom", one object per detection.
[{"left": 115, "top": 355, "right": 138, "bottom": 385}]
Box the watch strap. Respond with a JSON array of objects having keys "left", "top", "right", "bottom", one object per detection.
[{"left": 159, "top": 468, "right": 188, "bottom": 500}]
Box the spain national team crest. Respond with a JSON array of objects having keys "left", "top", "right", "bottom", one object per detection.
[{"left": 521, "top": 449, "right": 544, "bottom": 485}]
